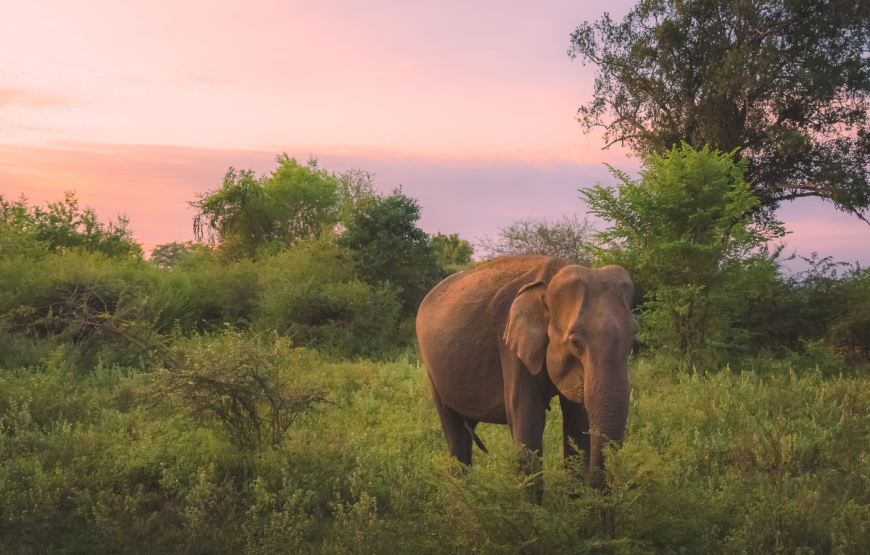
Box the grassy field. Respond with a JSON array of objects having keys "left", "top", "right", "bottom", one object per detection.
[{"left": 2, "top": 336, "right": 870, "bottom": 554}]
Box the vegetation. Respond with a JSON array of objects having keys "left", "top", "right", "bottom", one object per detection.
[
  {"left": 3, "top": 24, "right": 870, "bottom": 544},
  {"left": 1, "top": 190, "right": 141, "bottom": 259},
  {"left": 149, "top": 241, "right": 197, "bottom": 269},
  {"left": 3, "top": 338, "right": 870, "bottom": 554},
  {"left": 477, "top": 213, "right": 597, "bottom": 264},
  {"left": 189, "top": 155, "right": 341, "bottom": 261},
  {"left": 0, "top": 177, "right": 440, "bottom": 364},
  {"left": 583, "top": 144, "right": 787, "bottom": 356},
  {"left": 570, "top": 0, "right": 870, "bottom": 221},
  {"left": 336, "top": 187, "right": 445, "bottom": 314},
  {"left": 430, "top": 232, "right": 474, "bottom": 271}
]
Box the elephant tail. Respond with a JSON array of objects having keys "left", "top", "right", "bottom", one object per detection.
[{"left": 464, "top": 419, "right": 488, "bottom": 453}]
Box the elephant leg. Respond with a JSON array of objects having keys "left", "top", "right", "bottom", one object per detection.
[
  {"left": 429, "top": 381, "right": 473, "bottom": 465},
  {"left": 506, "top": 394, "right": 547, "bottom": 504},
  {"left": 560, "top": 395, "right": 591, "bottom": 465}
]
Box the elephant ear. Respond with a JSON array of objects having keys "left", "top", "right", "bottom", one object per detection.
[{"left": 504, "top": 281, "right": 549, "bottom": 375}]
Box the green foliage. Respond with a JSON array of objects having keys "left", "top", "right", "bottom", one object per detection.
[
  {"left": 149, "top": 241, "right": 197, "bottom": 268},
  {"left": 335, "top": 167, "right": 377, "bottom": 223},
  {"left": 750, "top": 255, "right": 870, "bottom": 362},
  {"left": 582, "top": 144, "right": 786, "bottom": 354},
  {"left": 569, "top": 0, "right": 870, "bottom": 219},
  {"left": 255, "top": 240, "right": 405, "bottom": 357},
  {"left": 5, "top": 154, "right": 870, "bottom": 552},
  {"left": 430, "top": 232, "right": 473, "bottom": 268},
  {"left": 478, "top": 213, "right": 597, "bottom": 264},
  {"left": 161, "top": 329, "right": 328, "bottom": 447},
  {"left": 190, "top": 155, "right": 339, "bottom": 260},
  {"left": 337, "top": 188, "right": 445, "bottom": 314},
  {"left": 0, "top": 191, "right": 142, "bottom": 259},
  {"left": 0, "top": 248, "right": 174, "bottom": 369},
  {"left": 3, "top": 342, "right": 870, "bottom": 553}
]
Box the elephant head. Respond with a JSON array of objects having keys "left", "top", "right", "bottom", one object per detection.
[{"left": 505, "top": 265, "right": 637, "bottom": 483}]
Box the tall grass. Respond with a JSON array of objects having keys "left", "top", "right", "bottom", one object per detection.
[{"left": 2, "top": 341, "right": 869, "bottom": 554}]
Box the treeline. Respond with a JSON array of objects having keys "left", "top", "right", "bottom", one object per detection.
[
  {"left": 3, "top": 147, "right": 869, "bottom": 372},
  {"left": 0, "top": 157, "right": 473, "bottom": 370}
]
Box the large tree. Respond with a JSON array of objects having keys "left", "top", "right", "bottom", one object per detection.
[
  {"left": 337, "top": 188, "right": 444, "bottom": 313},
  {"left": 570, "top": 0, "right": 870, "bottom": 222}
]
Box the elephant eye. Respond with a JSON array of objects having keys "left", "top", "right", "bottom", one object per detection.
[{"left": 568, "top": 335, "right": 585, "bottom": 353}]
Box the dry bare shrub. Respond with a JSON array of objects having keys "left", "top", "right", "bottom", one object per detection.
[{"left": 162, "top": 330, "right": 328, "bottom": 447}]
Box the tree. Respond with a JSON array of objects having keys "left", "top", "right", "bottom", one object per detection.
[
  {"left": 570, "top": 0, "right": 870, "bottom": 222},
  {"left": 150, "top": 241, "right": 197, "bottom": 268},
  {"left": 0, "top": 191, "right": 142, "bottom": 258},
  {"left": 430, "top": 232, "right": 474, "bottom": 268},
  {"left": 337, "top": 188, "right": 445, "bottom": 314},
  {"left": 335, "top": 167, "right": 377, "bottom": 223},
  {"left": 190, "top": 155, "right": 339, "bottom": 260},
  {"left": 478, "top": 214, "right": 596, "bottom": 264},
  {"left": 581, "top": 144, "right": 787, "bottom": 353}
]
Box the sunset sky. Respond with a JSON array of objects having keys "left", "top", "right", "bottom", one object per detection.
[{"left": 2, "top": 0, "right": 868, "bottom": 267}]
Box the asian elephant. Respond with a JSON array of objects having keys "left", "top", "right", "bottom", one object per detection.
[{"left": 416, "top": 256, "right": 637, "bottom": 501}]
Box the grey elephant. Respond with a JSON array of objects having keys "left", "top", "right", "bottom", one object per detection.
[{"left": 416, "top": 255, "right": 637, "bottom": 501}]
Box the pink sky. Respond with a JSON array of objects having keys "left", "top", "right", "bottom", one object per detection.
[{"left": 1, "top": 0, "right": 868, "bottom": 268}]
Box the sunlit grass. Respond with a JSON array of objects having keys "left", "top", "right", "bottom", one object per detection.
[{"left": 2, "top": 344, "right": 870, "bottom": 553}]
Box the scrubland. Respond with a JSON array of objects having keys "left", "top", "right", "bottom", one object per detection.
[
  {"left": 3, "top": 339, "right": 870, "bottom": 554},
  {"left": 4, "top": 150, "right": 870, "bottom": 553}
]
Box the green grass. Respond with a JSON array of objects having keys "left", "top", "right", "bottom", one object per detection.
[{"left": 2, "top": 344, "right": 870, "bottom": 554}]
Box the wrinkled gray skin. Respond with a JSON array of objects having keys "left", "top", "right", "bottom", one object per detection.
[{"left": 416, "top": 256, "right": 637, "bottom": 501}]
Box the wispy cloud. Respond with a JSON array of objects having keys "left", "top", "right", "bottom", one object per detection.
[{"left": 0, "top": 88, "right": 74, "bottom": 110}]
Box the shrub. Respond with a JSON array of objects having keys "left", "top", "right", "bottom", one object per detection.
[
  {"left": 582, "top": 143, "right": 787, "bottom": 355},
  {"left": 337, "top": 188, "right": 445, "bottom": 315},
  {"left": 255, "top": 240, "right": 405, "bottom": 357},
  {"left": 162, "top": 330, "right": 328, "bottom": 447},
  {"left": 477, "top": 213, "right": 597, "bottom": 264}
]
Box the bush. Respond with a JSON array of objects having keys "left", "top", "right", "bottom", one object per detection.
[
  {"left": 582, "top": 143, "right": 787, "bottom": 356},
  {"left": 751, "top": 255, "right": 870, "bottom": 362},
  {"left": 254, "top": 240, "right": 405, "bottom": 357},
  {"left": 162, "top": 330, "right": 328, "bottom": 447},
  {"left": 337, "top": 188, "right": 445, "bottom": 315},
  {"left": 477, "top": 213, "right": 597, "bottom": 264}
]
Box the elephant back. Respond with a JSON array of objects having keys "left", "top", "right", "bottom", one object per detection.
[{"left": 417, "top": 256, "right": 569, "bottom": 353}]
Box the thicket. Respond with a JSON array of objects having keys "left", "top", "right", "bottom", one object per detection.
[{"left": 0, "top": 157, "right": 453, "bottom": 364}]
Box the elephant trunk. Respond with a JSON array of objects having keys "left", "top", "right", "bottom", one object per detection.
[{"left": 584, "top": 357, "right": 630, "bottom": 490}]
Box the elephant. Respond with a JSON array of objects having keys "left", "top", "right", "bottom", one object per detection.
[{"left": 416, "top": 255, "right": 637, "bottom": 501}]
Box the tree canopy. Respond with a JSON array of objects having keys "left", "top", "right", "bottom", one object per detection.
[
  {"left": 570, "top": 0, "right": 870, "bottom": 222},
  {"left": 337, "top": 188, "right": 445, "bottom": 313},
  {"left": 0, "top": 191, "right": 141, "bottom": 259},
  {"left": 430, "top": 232, "right": 474, "bottom": 268},
  {"left": 477, "top": 214, "right": 597, "bottom": 264},
  {"left": 189, "top": 155, "right": 339, "bottom": 259},
  {"left": 582, "top": 144, "right": 787, "bottom": 353}
]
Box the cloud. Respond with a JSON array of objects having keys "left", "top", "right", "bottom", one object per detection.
[{"left": 0, "top": 88, "right": 74, "bottom": 110}]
